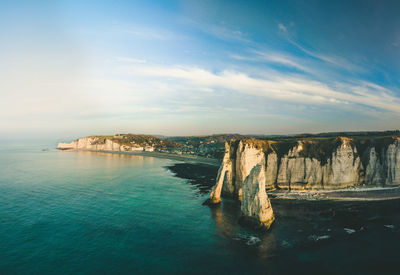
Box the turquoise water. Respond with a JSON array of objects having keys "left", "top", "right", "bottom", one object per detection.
[{"left": 1, "top": 142, "right": 400, "bottom": 274}]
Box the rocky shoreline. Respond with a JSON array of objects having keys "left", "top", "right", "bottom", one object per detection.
[
  {"left": 268, "top": 186, "right": 400, "bottom": 201},
  {"left": 64, "top": 148, "right": 400, "bottom": 202},
  {"left": 165, "top": 163, "right": 219, "bottom": 195},
  {"left": 164, "top": 161, "right": 400, "bottom": 203}
]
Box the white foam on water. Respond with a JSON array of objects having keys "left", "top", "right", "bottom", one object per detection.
[
  {"left": 308, "top": 235, "right": 331, "bottom": 241},
  {"left": 344, "top": 228, "right": 356, "bottom": 234},
  {"left": 281, "top": 240, "right": 292, "bottom": 248},
  {"left": 232, "top": 235, "right": 261, "bottom": 246},
  {"left": 246, "top": 236, "right": 261, "bottom": 246},
  {"left": 165, "top": 169, "right": 177, "bottom": 176},
  {"left": 384, "top": 224, "right": 395, "bottom": 229}
]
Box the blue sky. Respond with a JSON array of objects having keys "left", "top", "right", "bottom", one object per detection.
[{"left": 1, "top": 0, "right": 400, "bottom": 138}]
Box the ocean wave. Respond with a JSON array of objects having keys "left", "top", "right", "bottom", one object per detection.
[{"left": 308, "top": 235, "right": 331, "bottom": 241}]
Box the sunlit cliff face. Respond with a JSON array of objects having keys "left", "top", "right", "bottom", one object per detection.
[{"left": 210, "top": 137, "right": 400, "bottom": 198}]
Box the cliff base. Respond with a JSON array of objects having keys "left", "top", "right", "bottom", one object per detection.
[{"left": 238, "top": 215, "right": 275, "bottom": 231}]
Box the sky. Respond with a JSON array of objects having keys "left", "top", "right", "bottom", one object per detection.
[{"left": 1, "top": 0, "right": 400, "bottom": 138}]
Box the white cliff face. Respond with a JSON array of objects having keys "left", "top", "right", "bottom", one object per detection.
[
  {"left": 365, "top": 147, "right": 384, "bottom": 185},
  {"left": 325, "top": 139, "right": 361, "bottom": 189},
  {"left": 209, "top": 143, "right": 233, "bottom": 204},
  {"left": 208, "top": 137, "right": 400, "bottom": 204},
  {"left": 385, "top": 140, "right": 400, "bottom": 185},
  {"left": 73, "top": 137, "right": 121, "bottom": 151},
  {"left": 241, "top": 164, "right": 274, "bottom": 229},
  {"left": 57, "top": 141, "right": 78, "bottom": 150},
  {"left": 57, "top": 137, "right": 153, "bottom": 152},
  {"left": 208, "top": 142, "right": 275, "bottom": 229},
  {"left": 235, "top": 140, "right": 265, "bottom": 200},
  {"left": 276, "top": 143, "right": 324, "bottom": 190},
  {"left": 221, "top": 142, "right": 236, "bottom": 198},
  {"left": 264, "top": 153, "right": 278, "bottom": 189},
  {"left": 275, "top": 139, "right": 362, "bottom": 190}
]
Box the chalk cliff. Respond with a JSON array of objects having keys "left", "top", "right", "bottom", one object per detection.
[
  {"left": 209, "top": 137, "right": 400, "bottom": 203},
  {"left": 240, "top": 164, "right": 275, "bottom": 230},
  {"left": 209, "top": 142, "right": 234, "bottom": 204},
  {"left": 208, "top": 136, "right": 400, "bottom": 229},
  {"left": 57, "top": 136, "right": 152, "bottom": 152}
]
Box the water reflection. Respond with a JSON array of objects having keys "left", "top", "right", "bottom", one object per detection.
[
  {"left": 208, "top": 196, "right": 400, "bottom": 269},
  {"left": 209, "top": 199, "right": 241, "bottom": 238},
  {"left": 208, "top": 199, "right": 278, "bottom": 260},
  {"left": 73, "top": 150, "right": 158, "bottom": 166}
]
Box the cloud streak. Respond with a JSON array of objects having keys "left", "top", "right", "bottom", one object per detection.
[
  {"left": 287, "top": 39, "right": 366, "bottom": 73},
  {"left": 278, "top": 23, "right": 287, "bottom": 32},
  {"left": 125, "top": 65, "right": 400, "bottom": 113},
  {"left": 115, "top": 57, "right": 147, "bottom": 63}
]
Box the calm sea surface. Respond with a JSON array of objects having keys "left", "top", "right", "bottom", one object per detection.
[{"left": 1, "top": 142, "right": 399, "bottom": 274}]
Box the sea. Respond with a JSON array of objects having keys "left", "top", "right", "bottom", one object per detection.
[{"left": 1, "top": 141, "right": 399, "bottom": 274}]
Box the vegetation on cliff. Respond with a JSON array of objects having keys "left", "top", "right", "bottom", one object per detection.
[
  {"left": 74, "top": 131, "right": 399, "bottom": 163},
  {"left": 243, "top": 132, "right": 400, "bottom": 166},
  {"left": 354, "top": 136, "right": 399, "bottom": 169}
]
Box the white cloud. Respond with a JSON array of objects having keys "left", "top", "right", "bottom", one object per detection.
[
  {"left": 115, "top": 57, "right": 147, "bottom": 63},
  {"left": 231, "top": 51, "right": 312, "bottom": 74},
  {"left": 288, "top": 39, "right": 366, "bottom": 73},
  {"left": 117, "top": 25, "right": 183, "bottom": 40},
  {"left": 252, "top": 51, "right": 312, "bottom": 73},
  {"left": 182, "top": 18, "right": 251, "bottom": 44},
  {"left": 125, "top": 65, "right": 400, "bottom": 113},
  {"left": 278, "top": 23, "right": 287, "bottom": 32}
]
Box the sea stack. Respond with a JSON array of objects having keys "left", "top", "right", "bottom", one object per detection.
[
  {"left": 205, "top": 140, "right": 275, "bottom": 230},
  {"left": 239, "top": 164, "right": 275, "bottom": 230}
]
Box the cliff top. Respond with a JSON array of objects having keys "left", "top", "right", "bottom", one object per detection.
[{"left": 237, "top": 135, "right": 400, "bottom": 165}]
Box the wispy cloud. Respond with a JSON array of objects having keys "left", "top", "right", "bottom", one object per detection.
[
  {"left": 287, "top": 39, "right": 366, "bottom": 73},
  {"left": 252, "top": 51, "right": 313, "bottom": 73},
  {"left": 117, "top": 25, "right": 182, "bottom": 40},
  {"left": 182, "top": 18, "right": 251, "bottom": 44},
  {"left": 115, "top": 57, "right": 147, "bottom": 63},
  {"left": 124, "top": 65, "right": 400, "bottom": 113},
  {"left": 278, "top": 23, "right": 287, "bottom": 32},
  {"left": 231, "top": 51, "right": 314, "bottom": 74}
]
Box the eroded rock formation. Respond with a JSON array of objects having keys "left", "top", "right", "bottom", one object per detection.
[
  {"left": 207, "top": 136, "right": 400, "bottom": 229},
  {"left": 208, "top": 142, "right": 234, "bottom": 204},
  {"left": 240, "top": 164, "right": 275, "bottom": 230},
  {"left": 209, "top": 137, "right": 400, "bottom": 197}
]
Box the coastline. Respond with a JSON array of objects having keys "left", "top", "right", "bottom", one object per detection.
[
  {"left": 268, "top": 186, "right": 400, "bottom": 201},
  {"left": 59, "top": 148, "right": 221, "bottom": 166},
  {"left": 59, "top": 148, "right": 400, "bottom": 202}
]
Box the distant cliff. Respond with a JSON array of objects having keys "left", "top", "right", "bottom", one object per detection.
[
  {"left": 209, "top": 136, "right": 400, "bottom": 202},
  {"left": 59, "top": 136, "right": 149, "bottom": 152},
  {"left": 56, "top": 134, "right": 241, "bottom": 158}
]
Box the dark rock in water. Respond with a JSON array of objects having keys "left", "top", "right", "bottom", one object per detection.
[{"left": 165, "top": 163, "right": 219, "bottom": 194}]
